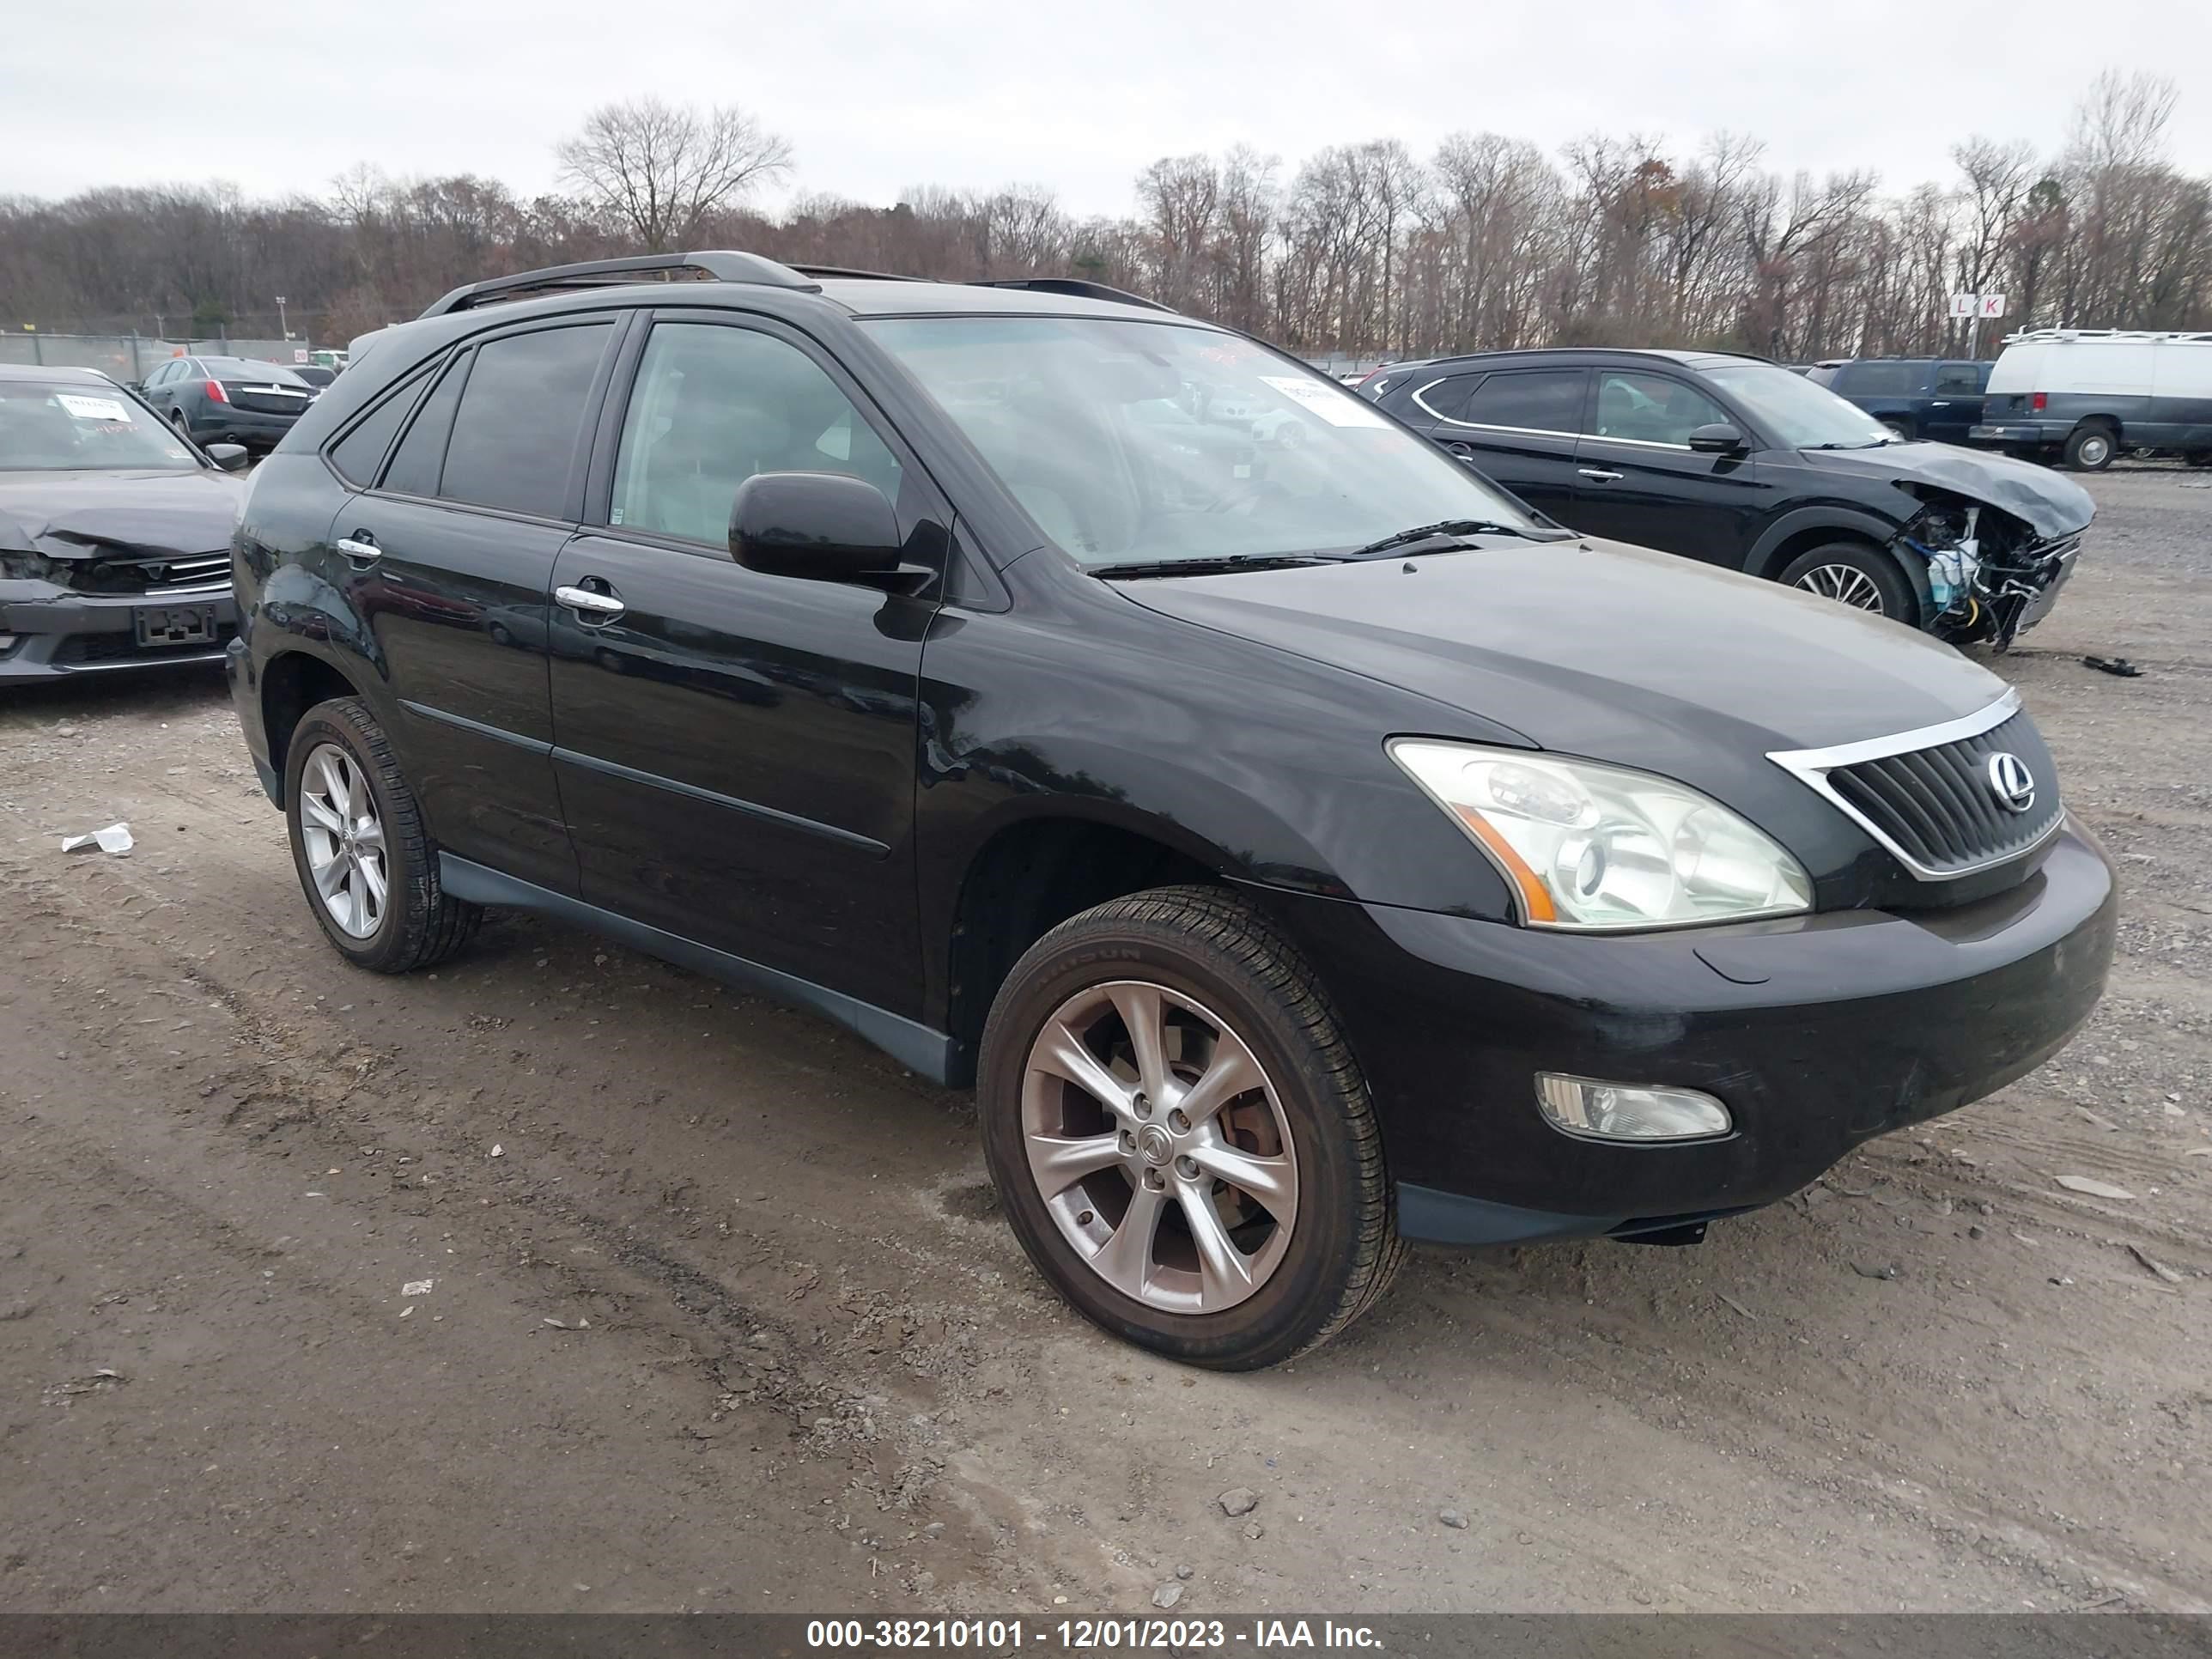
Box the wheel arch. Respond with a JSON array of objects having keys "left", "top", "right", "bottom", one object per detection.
[
  {"left": 939, "top": 806, "right": 1232, "bottom": 1087},
  {"left": 1747, "top": 508, "right": 1931, "bottom": 623},
  {"left": 260, "top": 648, "right": 366, "bottom": 804}
]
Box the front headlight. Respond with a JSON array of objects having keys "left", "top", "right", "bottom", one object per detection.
[{"left": 1387, "top": 739, "right": 1813, "bottom": 930}]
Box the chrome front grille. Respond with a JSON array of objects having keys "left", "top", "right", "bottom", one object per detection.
[
  {"left": 1768, "top": 692, "right": 2064, "bottom": 880},
  {"left": 66, "top": 551, "right": 232, "bottom": 596}
]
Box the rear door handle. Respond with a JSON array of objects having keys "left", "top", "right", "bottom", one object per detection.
[
  {"left": 555, "top": 583, "right": 626, "bottom": 623},
  {"left": 1577, "top": 468, "right": 1625, "bottom": 483},
  {"left": 335, "top": 533, "right": 380, "bottom": 562},
  {"left": 1930, "top": 400, "right": 1950, "bottom": 408}
]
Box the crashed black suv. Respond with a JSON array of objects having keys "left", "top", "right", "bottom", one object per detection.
[
  {"left": 1362, "top": 347, "right": 2093, "bottom": 648},
  {"left": 1, "top": 364, "right": 249, "bottom": 680},
  {"left": 228, "top": 254, "right": 2113, "bottom": 1370}
]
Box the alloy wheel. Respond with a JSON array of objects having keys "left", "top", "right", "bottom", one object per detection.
[
  {"left": 1795, "top": 562, "right": 1887, "bottom": 612},
  {"left": 1019, "top": 980, "right": 1298, "bottom": 1314},
  {"left": 298, "top": 742, "right": 389, "bottom": 939}
]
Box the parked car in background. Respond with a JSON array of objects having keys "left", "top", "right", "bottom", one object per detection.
[
  {"left": 1972, "top": 329, "right": 2212, "bottom": 471},
  {"left": 0, "top": 363, "right": 246, "bottom": 679},
  {"left": 136, "top": 355, "right": 320, "bottom": 453},
  {"left": 1815, "top": 358, "right": 1990, "bottom": 445},
  {"left": 1362, "top": 346, "right": 2092, "bottom": 646},
  {"left": 228, "top": 251, "right": 2113, "bottom": 1368},
  {"left": 292, "top": 364, "right": 340, "bottom": 389}
]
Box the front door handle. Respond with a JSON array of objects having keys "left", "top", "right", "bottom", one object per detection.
[
  {"left": 335, "top": 533, "right": 380, "bottom": 562},
  {"left": 1930, "top": 400, "right": 1950, "bottom": 408},
  {"left": 1445, "top": 442, "right": 1476, "bottom": 459},
  {"left": 1577, "top": 468, "right": 1625, "bottom": 483},
  {"left": 555, "top": 583, "right": 626, "bottom": 623}
]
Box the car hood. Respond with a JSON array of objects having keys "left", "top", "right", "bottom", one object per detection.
[
  {"left": 0, "top": 469, "right": 246, "bottom": 559},
  {"left": 1800, "top": 442, "right": 2094, "bottom": 538},
  {"left": 1113, "top": 537, "right": 2010, "bottom": 762}
]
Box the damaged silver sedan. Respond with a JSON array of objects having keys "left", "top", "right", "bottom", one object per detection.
[{"left": 0, "top": 364, "right": 248, "bottom": 680}]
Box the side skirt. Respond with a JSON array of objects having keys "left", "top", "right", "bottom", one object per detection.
[{"left": 438, "top": 854, "right": 956, "bottom": 1085}]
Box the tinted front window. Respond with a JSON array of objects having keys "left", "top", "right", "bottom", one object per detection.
[
  {"left": 1455, "top": 369, "right": 1583, "bottom": 432},
  {"left": 867, "top": 316, "right": 1541, "bottom": 568},
  {"left": 1935, "top": 363, "right": 1984, "bottom": 392},
  {"left": 437, "top": 324, "right": 611, "bottom": 517},
  {"left": 1703, "top": 362, "right": 1895, "bottom": 449},
  {"left": 1588, "top": 371, "right": 1730, "bottom": 447},
  {"left": 0, "top": 380, "right": 203, "bottom": 472},
  {"left": 610, "top": 324, "right": 902, "bottom": 545}
]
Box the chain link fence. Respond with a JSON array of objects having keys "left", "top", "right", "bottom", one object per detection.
[{"left": 1, "top": 332, "right": 313, "bottom": 384}]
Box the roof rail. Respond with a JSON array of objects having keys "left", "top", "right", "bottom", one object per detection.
[
  {"left": 969, "top": 277, "right": 1175, "bottom": 313},
  {"left": 420, "top": 252, "right": 819, "bottom": 319},
  {"left": 2002, "top": 327, "right": 2212, "bottom": 344}
]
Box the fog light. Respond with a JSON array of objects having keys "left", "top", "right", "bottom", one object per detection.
[{"left": 1535, "top": 1073, "right": 1731, "bottom": 1142}]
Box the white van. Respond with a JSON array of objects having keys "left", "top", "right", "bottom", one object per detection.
[{"left": 1972, "top": 329, "right": 2212, "bottom": 471}]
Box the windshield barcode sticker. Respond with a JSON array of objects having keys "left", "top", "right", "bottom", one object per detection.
[{"left": 1259, "top": 376, "right": 1389, "bottom": 428}]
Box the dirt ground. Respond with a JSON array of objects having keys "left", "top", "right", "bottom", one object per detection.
[{"left": 3, "top": 468, "right": 2208, "bottom": 1617}]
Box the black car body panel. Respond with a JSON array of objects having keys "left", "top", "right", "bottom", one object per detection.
[
  {"left": 1369, "top": 347, "right": 2093, "bottom": 642},
  {"left": 226, "top": 261, "right": 2115, "bottom": 1251}
]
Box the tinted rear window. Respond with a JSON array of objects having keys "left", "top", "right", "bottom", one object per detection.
[
  {"left": 328, "top": 371, "right": 425, "bottom": 487},
  {"left": 1837, "top": 362, "right": 1923, "bottom": 395},
  {"left": 380, "top": 355, "right": 469, "bottom": 497},
  {"left": 1456, "top": 369, "right": 1583, "bottom": 432},
  {"left": 436, "top": 324, "right": 611, "bottom": 517},
  {"left": 203, "top": 359, "right": 310, "bottom": 386}
]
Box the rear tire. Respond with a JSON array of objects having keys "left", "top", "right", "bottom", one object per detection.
[
  {"left": 283, "top": 696, "right": 482, "bottom": 973},
  {"left": 978, "top": 884, "right": 1403, "bottom": 1370},
  {"left": 2063, "top": 423, "right": 2117, "bottom": 471},
  {"left": 1880, "top": 417, "right": 1914, "bottom": 441},
  {"left": 1778, "top": 542, "right": 1916, "bottom": 623}
]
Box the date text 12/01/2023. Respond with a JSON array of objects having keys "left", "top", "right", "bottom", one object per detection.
[{"left": 805, "top": 1618, "right": 1385, "bottom": 1649}]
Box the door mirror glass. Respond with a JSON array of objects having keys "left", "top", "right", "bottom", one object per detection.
[
  {"left": 1686, "top": 423, "right": 1747, "bottom": 454},
  {"left": 730, "top": 471, "right": 903, "bottom": 580},
  {"left": 205, "top": 442, "right": 250, "bottom": 471}
]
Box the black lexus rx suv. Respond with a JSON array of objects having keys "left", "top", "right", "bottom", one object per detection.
[{"left": 227, "top": 253, "right": 2115, "bottom": 1369}]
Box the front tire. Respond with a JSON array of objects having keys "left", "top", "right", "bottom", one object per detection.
[
  {"left": 978, "top": 885, "right": 1403, "bottom": 1370},
  {"left": 1778, "top": 542, "right": 1916, "bottom": 622},
  {"left": 1880, "top": 417, "right": 1914, "bottom": 441},
  {"left": 283, "top": 696, "right": 482, "bottom": 972}
]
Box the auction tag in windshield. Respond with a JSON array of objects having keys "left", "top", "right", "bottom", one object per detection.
[
  {"left": 1258, "top": 375, "right": 1389, "bottom": 428},
  {"left": 57, "top": 393, "right": 130, "bottom": 422}
]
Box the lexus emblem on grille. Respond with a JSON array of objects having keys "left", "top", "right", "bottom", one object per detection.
[{"left": 1986, "top": 752, "right": 2036, "bottom": 814}]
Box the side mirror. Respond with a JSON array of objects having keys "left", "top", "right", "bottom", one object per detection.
[
  {"left": 206, "top": 443, "right": 250, "bottom": 472},
  {"left": 123, "top": 381, "right": 145, "bottom": 394},
  {"left": 1687, "top": 423, "right": 1747, "bottom": 455},
  {"left": 730, "top": 471, "right": 904, "bottom": 581}
]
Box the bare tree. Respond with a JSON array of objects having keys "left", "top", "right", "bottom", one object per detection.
[{"left": 556, "top": 96, "right": 792, "bottom": 252}]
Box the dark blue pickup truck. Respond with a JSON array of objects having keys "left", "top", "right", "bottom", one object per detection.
[{"left": 1807, "top": 358, "right": 1990, "bottom": 445}]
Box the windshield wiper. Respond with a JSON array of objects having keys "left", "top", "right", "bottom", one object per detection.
[
  {"left": 1804, "top": 440, "right": 1891, "bottom": 450},
  {"left": 1096, "top": 553, "right": 1341, "bottom": 579},
  {"left": 1345, "top": 518, "right": 1558, "bottom": 556}
]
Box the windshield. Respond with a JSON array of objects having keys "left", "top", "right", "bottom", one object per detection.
[
  {"left": 1703, "top": 362, "right": 1894, "bottom": 449},
  {"left": 0, "top": 380, "right": 204, "bottom": 473},
  {"left": 865, "top": 316, "right": 1543, "bottom": 567}
]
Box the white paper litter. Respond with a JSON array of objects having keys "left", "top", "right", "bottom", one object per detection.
[
  {"left": 61, "top": 823, "right": 133, "bottom": 855},
  {"left": 401, "top": 1279, "right": 435, "bottom": 1297}
]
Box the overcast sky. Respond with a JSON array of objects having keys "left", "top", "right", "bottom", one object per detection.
[{"left": 8, "top": 1, "right": 2207, "bottom": 216}]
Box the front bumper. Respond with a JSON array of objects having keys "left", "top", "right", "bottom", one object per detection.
[
  {"left": 1264, "top": 823, "right": 2117, "bottom": 1243},
  {"left": 0, "top": 578, "right": 238, "bottom": 678}
]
